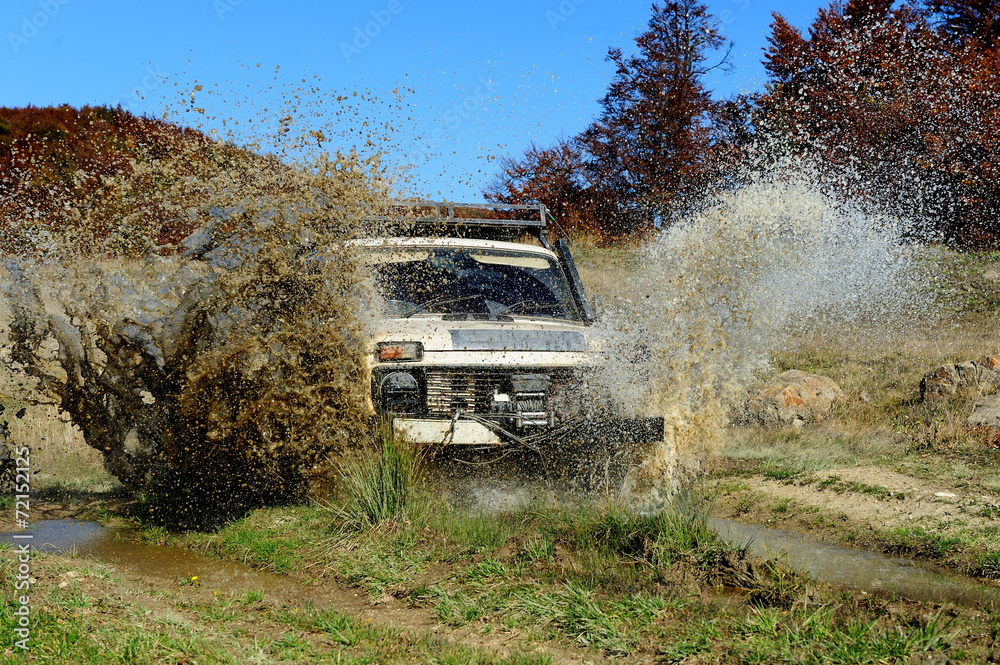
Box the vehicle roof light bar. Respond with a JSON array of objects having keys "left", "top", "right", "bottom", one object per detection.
[{"left": 368, "top": 201, "right": 551, "bottom": 247}]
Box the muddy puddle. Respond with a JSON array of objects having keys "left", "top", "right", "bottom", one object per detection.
[
  {"left": 711, "top": 518, "right": 1000, "bottom": 608},
  {"left": 1, "top": 519, "right": 300, "bottom": 599}
]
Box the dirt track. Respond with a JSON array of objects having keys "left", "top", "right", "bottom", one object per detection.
[{"left": 717, "top": 465, "right": 996, "bottom": 529}]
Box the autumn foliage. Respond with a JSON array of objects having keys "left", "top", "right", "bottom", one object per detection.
[
  {"left": 760, "top": 0, "right": 1000, "bottom": 244},
  {"left": 487, "top": 0, "right": 1000, "bottom": 245},
  {"left": 483, "top": 139, "right": 600, "bottom": 237}
]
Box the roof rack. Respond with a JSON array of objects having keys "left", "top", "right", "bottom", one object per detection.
[{"left": 370, "top": 201, "right": 551, "bottom": 247}]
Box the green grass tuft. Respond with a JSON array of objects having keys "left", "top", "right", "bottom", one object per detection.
[
  {"left": 588, "top": 499, "right": 731, "bottom": 569},
  {"left": 973, "top": 550, "right": 1000, "bottom": 579},
  {"left": 884, "top": 527, "right": 964, "bottom": 559},
  {"left": 329, "top": 423, "right": 427, "bottom": 532}
]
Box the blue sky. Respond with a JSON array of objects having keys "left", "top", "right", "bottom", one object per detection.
[{"left": 2, "top": 0, "right": 826, "bottom": 199}]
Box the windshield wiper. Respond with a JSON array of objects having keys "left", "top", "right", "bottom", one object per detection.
[
  {"left": 402, "top": 294, "right": 486, "bottom": 318},
  {"left": 497, "top": 300, "right": 559, "bottom": 317}
]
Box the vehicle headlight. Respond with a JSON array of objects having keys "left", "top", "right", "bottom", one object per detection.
[
  {"left": 379, "top": 371, "right": 422, "bottom": 413},
  {"left": 378, "top": 341, "right": 424, "bottom": 362}
]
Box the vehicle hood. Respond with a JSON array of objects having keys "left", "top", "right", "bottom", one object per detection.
[{"left": 372, "top": 317, "right": 601, "bottom": 353}]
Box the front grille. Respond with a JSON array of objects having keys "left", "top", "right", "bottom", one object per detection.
[
  {"left": 424, "top": 368, "right": 573, "bottom": 418},
  {"left": 425, "top": 370, "right": 503, "bottom": 416}
]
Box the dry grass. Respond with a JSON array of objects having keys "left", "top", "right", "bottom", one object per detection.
[
  {"left": 567, "top": 238, "right": 643, "bottom": 302},
  {"left": 719, "top": 248, "right": 1000, "bottom": 491},
  {"left": 5, "top": 402, "right": 114, "bottom": 492}
]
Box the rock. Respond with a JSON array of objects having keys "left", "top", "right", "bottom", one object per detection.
[
  {"left": 968, "top": 396, "right": 1000, "bottom": 427},
  {"left": 982, "top": 268, "right": 1000, "bottom": 283},
  {"left": 921, "top": 356, "right": 1000, "bottom": 402},
  {"left": 920, "top": 364, "right": 961, "bottom": 400},
  {"left": 744, "top": 370, "right": 844, "bottom": 427},
  {"left": 956, "top": 361, "right": 982, "bottom": 385},
  {"left": 982, "top": 354, "right": 1000, "bottom": 371}
]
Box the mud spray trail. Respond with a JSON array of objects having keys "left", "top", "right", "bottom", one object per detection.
[
  {"left": 0, "top": 119, "right": 396, "bottom": 526},
  {"left": 0, "top": 107, "right": 926, "bottom": 515}
]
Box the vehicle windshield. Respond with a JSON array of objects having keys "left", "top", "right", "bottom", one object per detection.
[{"left": 368, "top": 246, "right": 582, "bottom": 321}]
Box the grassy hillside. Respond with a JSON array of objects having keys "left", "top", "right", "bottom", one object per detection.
[{"left": 0, "top": 105, "right": 278, "bottom": 255}]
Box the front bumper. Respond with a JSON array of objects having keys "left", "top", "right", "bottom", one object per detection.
[
  {"left": 391, "top": 415, "right": 664, "bottom": 448},
  {"left": 394, "top": 418, "right": 501, "bottom": 445}
]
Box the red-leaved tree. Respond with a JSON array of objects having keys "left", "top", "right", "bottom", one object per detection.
[
  {"left": 483, "top": 139, "right": 601, "bottom": 237},
  {"left": 759, "top": 0, "right": 1000, "bottom": 243},
  {"left": 486, "top": 1, "right": 732, "bottom": 240}
]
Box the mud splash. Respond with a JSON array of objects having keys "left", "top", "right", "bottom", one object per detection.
[
  {"left": 0, "top": 122, "right": 391, "bottom": 525},
  {"left": 601, "top": 158, "right": 925, "bottom": 498}
]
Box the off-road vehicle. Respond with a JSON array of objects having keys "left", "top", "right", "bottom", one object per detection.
[{"left": 364, "top": 202, "right": 663, "bottom": 480}]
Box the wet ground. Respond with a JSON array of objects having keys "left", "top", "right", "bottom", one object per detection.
[
  {"left": 710, "top": 518, "right": 1000, "bottom": 608},
  {"left": 1, "top": 519, "right": 298, "bottom": 599},
  {"left": 5, "top": 513, "right": 999, "bottom": 611},
  {"left": 0, "top": 515, "right": 608, "bottom": 664}
]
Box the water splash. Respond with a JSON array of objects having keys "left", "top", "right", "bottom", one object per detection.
[{"left": 601, "top": 156, "right": 926, "bottom": 497}]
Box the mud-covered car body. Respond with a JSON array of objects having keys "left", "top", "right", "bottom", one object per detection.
[{"left": 364, "top": 203, "right": 662, "bottom": 451}]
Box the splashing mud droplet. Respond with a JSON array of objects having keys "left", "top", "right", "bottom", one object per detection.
[{"left": 0, "top": 100, "right": 396, "bottom": 527}]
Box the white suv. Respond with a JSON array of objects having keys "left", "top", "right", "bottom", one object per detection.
[{"left": 364, "top": 203, "right": 662, "bottom": 467}]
